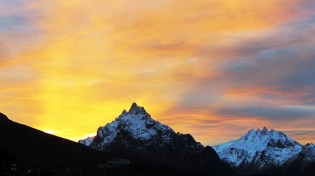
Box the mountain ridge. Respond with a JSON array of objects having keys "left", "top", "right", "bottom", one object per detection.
[
  {"left": 2, "top": 102, "right": 314, "bottom": 176},
  {"left": 79, "top": 102, "right": 237, "bottom": 176},
  {"left": 0, "top": 112, "right": 107, "bottom": 168},
  {"left": 0, "top": 112, "right": 11, "bottom": 123},
  {"left": 213, "top": 127, "right": 315, "bottom": 175}
]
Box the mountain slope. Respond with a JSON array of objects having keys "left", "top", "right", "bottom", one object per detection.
[
  {"left": 213, "top": 127, "right": 303, "bottom": 175},
  {"left": 283, "top": 142, "right": 315, "bottom": 176},
  {"left": 79, "top": 103, "right": 236, "bottom": 176},
  {"left": 301, "top": 162, "right": 315, "bottom": 176},
  {"left": 0, "top": 112, "right": 105, "bottom": 168}
]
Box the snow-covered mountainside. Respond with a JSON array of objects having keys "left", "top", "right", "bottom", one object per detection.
[
  {"left": 79, "top": 103, "right": 237, "bottom": 176},
  {"left": 79, "top": 102, "right": 203, "bottom": 152},
  {"left": 301, "top": 143, "right": 315, "bottom": 165},
  {"left": 297, "top": 143, "right": 315, "bottom": 169},
  {"left": 79, "top": 136, "right": 94, "bottom": 146},
  {"left": 284, "top": 142, "right": 315, "bottom": 175},
  {"left": 213, "top": 127, "right": 304, "bottom": 175}
]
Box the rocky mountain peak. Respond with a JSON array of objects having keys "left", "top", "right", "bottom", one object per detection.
[
  {"left": 128, "top": 102, "right": 146, "bottom": 114},
  {"left": 213, "top": 127, "right": 305, "bottom": 175},
  {"left": 80, "top": 103, "right": 179, "bottom": 150},
  {"left": 261, "top": 126, "right": 269, "bottom": 135},
  {"left": 78, "top": 103, "right": 236, "bottom": 176}
]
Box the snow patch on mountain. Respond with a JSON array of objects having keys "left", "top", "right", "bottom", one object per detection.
[
  {"left": 294, "top": 142, "right": 315, "bottom": 169},
  {"left": 213, "top": 127, "right": 303, "bottom": 169},
  {"left": 302, "top": 142, "right": 315, "bottom": 162},
  {"left": 79, "top": 136, "right": 94, "bottom": 146},
  {"left": 79, "top": 102, "right": 178, "bottom": 149}
]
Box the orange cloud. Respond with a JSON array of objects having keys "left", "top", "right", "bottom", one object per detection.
[{"left": 1, "top": 0, "right": 314, "bottom": 145}]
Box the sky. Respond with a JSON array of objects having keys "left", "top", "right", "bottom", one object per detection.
[{"left": 1, "top": 0, "right": 315, "bottom": 146}]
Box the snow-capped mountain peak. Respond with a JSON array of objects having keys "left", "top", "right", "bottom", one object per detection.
[
  {"left": 218, "top": 127, "right": 298, "bottom": 152},
  {"left": 118, "top": 103, "right": 174, "bottom": 137},
  {"left": 79, "top": 103, "right": 237, "bottom": 176},
  {"left": 79, "top": 103, "right": 203, "bottom": 152},
  {"left": 81, "top": 103, "right": 176, "bottom": 150},
  {"left": 213, "top": 127, "right": 303, "bottom": 174}
]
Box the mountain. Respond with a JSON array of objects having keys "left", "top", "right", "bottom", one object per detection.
[
  {"left": 213, "top": 127, "right": 315, "bottom": 175},
  {"left": 283, "top": 142, "right": 315, "bottom": 176},
  {"left": 79, "top": 103, "right": 236, "bottom": 176},
  {"left": 0, "top": 112, "right": 166, "bottom": 173},
  {"left": 0, "top": 112, "right": 106, "bottom": 168}
]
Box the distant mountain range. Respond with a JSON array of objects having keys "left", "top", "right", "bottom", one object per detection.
[
  {"left": 80, "top": 103, "right": 315, "bottom": 176},
  {"left": 1, "top": 103, "right": 315, "bottom": 176}
]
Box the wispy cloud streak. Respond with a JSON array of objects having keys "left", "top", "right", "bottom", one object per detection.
[{"left": 0, "top": 0, "right": 315, "bottom": 145}]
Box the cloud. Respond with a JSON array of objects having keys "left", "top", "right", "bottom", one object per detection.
[
  {"left": 0, "top": 15, "right": 30, "bottom": 31},
  {"left": 0, "top": 1, "right": 28, "bottom": 16},
  {"left": 222, "top": 46, "right": 315, "bottom": 103},
  {"left": 159, "top": 10, "right": 315, "bottom": 145},
  {"left": 215, "top": 105, "right": 315, "bottom": 119},
  {"left": 1, "top": 0, "right": 315, "bottom": 145},
  {"left": 284, "top": 130, "right": 315, "bottom": 144}
]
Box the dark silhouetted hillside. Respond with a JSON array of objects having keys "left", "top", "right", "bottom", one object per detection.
[{"left": 0, "top": 112, "right": 105, "bottom": 168}]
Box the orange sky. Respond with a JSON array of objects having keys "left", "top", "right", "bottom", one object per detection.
[{"left": 1, "top": 0, "right": 315, "bottom": 145}]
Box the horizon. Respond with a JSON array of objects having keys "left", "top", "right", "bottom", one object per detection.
[
  {"left": 1, "top": 102, "right": 314, "bottom": 146},
  {"left": 1, "top": 0, "right": 315, "bottom": 146}
]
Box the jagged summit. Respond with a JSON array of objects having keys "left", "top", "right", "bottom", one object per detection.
[
  {"left": 227, "top": 127, "right": 299, "bottom": 151},
  {"left": 261, "top": 126, "right": 269, "bottom": 135},
  {"left": 213, "top": 127, "right": 304, "bottom": 175},
  {"left": 119, "top": 102, "right": 148, "bottom": 117},
  {"left": 79, "top": 103, "right": 182, "bottom": 149},
  {"left": 79, "top": 102, "right": 199, "bottom": 150},
  {"left": 128, "top": 102, "right": 146, "bottom": 114},
  {"left": 251, "top": 127, "right": 276, "bottom": 135}
]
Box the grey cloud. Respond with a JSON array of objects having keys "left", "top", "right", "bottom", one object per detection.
[
  {"left": 0, "top": 15, "right": 30, "bottom": 32},
  {"left": 215, "top": 106, "right": 315, "bottom": 120}
]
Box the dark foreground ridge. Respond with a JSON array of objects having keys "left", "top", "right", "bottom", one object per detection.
[
  {"left": 0, "top": 112, "right": 105, "bottom": 168},
  {"left": 0, "top": 112, "right": 232, "bottom": 176}
]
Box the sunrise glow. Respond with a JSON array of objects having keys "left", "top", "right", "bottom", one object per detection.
[
  {"left": 1, "top": 0, "right": 315, "bottom": 146},
  {"left": 44, "top": 130, "right": 57, "bottom": 135}
]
